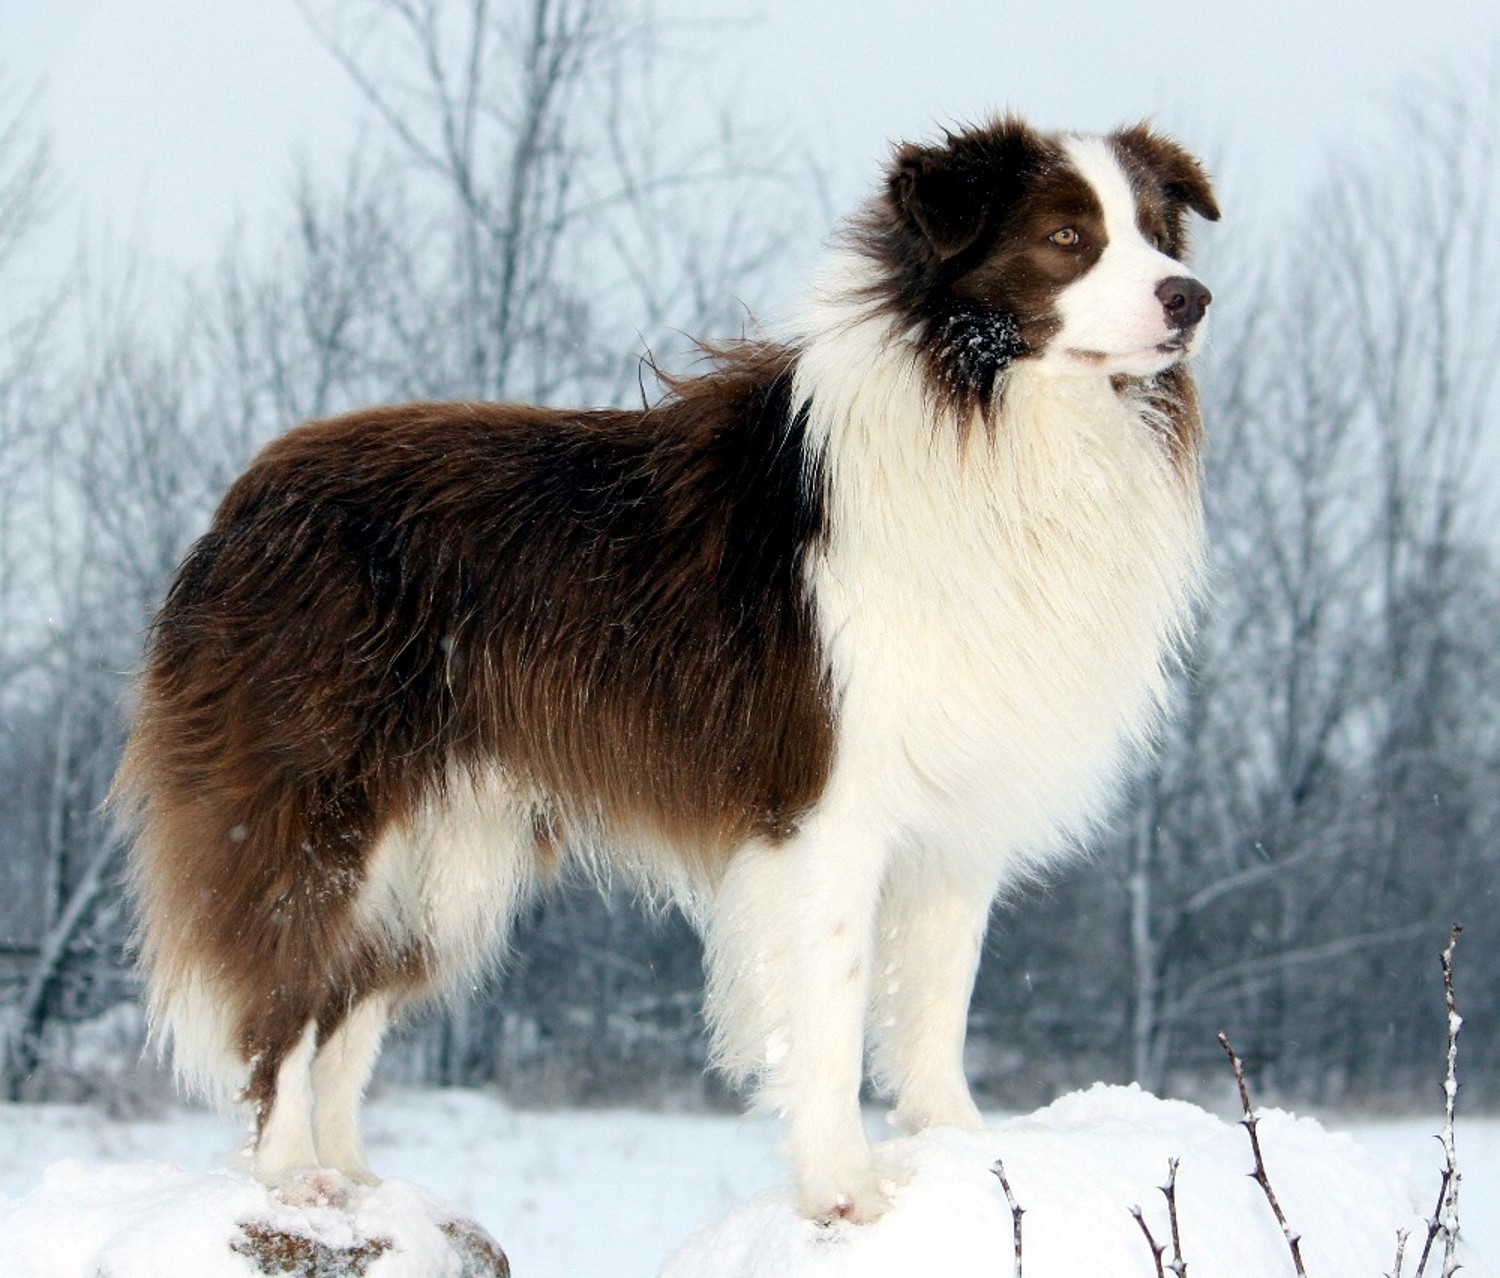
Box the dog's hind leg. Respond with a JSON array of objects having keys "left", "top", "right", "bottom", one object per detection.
[
  {"left": 250, "top": 1018, "right": 321, "bottom": 1182},
  {"left": 311, "top": 993, "right": 391, "bottom": 1180},
  {"left": 870, "top": 858, "right": 993, "bottom": 1135}
]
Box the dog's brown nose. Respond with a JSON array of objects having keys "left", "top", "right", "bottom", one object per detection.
[{"left": 1156, "top": 276, "right": 1212, "bottom": 329}]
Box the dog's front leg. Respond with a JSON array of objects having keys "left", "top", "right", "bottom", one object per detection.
[
  {"left": 870, "top": 858, "right": 993, "bottom": 1135},
  {"left": 706, "top": 810, "right": 895, "bottom": 1223}
]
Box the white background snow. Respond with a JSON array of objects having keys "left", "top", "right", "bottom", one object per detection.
[{"left": 2, "top": 1084, "right": 1495, "bottom": 1276}]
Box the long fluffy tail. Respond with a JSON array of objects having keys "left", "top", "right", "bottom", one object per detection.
[{"left": 112, "top": 722, "right": 251, "bottom": 1109}]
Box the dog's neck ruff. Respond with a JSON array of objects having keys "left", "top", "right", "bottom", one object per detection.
[{"left": 790, "top": 256, "right": 1207, "bottom": 868}]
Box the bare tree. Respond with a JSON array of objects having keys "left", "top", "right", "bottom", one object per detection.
[
  {"left": 0, "top": 75, "right": 69, "bottom": 1092},
  {"left": 3, "top": 289, "right": 223, "bottom": 1094},
  {"left": 0, "top": 74, "right": 59, "bottom": 686},
  {"left": 203, "top": 157, "right": 408, "bottom": 441},
  {"left": 293, "top": 0, "right": 813, "bottom": 408}
]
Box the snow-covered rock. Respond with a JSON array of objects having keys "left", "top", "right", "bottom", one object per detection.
[
  {"left": 663, "top": 1084, "right": 1480, "bottom": 1277},
  {"left": 0, "top": 1163, "right": 508, "bottom": 1278}
]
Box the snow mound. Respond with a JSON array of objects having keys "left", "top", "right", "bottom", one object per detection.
[
  {"left": 663, "top": 1084, "right": 1485, "bottom": 1278},
  {"left": 0, "top": 1162, "right": 508, "bottom": 1278}
]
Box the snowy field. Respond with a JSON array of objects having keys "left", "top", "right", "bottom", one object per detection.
[{"left": 1, "top": 1085, "right": 1496, "bottom": 1275}]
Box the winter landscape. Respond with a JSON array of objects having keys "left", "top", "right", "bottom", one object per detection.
[
  {"left": 4, "top": 1, "right": 1500, "bottom": 1276},
  {"left": 4, "top": 1082, "right": 1498, "bottom": 1275}
]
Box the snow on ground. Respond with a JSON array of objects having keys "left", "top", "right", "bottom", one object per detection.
[
  {"left": 665, "top": 1085, "right": 1494, "bottom": 1277},
  {"left": 1, "top": 1085, "right": 1495, "bottom": 1276},
  {"left": 0, "top": 1161, "right": 503, "bottom": 1277}
]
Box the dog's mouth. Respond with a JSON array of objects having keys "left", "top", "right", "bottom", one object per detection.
[
  {"left": 1061, "top": 337, "right": 1193, "bottom": 373},
  {"left": 1153, "top": 328, "right": 1211, "bottom": 366}
]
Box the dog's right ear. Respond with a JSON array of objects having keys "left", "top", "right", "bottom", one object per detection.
[
  {"left": 1114, "top": 124, "right": 1221, "bottom": 223},
  {"left": 890, "top": 144, "right": 988, "bottom": 262}
]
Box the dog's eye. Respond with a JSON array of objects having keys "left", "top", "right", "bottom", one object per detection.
[{"left": 1048, "top": 227, "right": 1081, "bottom": 247}]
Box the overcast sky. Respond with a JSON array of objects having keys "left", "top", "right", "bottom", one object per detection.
[{"left": 6, "top": 0, "right": 1499, "bottom": 284}]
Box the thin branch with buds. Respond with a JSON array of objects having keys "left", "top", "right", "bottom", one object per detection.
[
  {"left": 1410, "top": 1171, "right": 1452, "bottom": 1278},
  {"left": 1438, "top": 925, "right": 1463, "bottom": 1278},
  {"left": 990, "top": 1159, "right": 1025, "bottom": 1278},
  {"left": 1131, "top": 1205, "right": 1167, "bottom": 1278},
  {"left": 1132, "top": 1158, "right": 1188, "bottom": 1278},
  {"left": 1161, "top": 1157, "right": 1188, "bottom": 1277},
  {"left": 1410, "top": 925, "right": 1464, "bottom": 1278},
  {"left": 1390, "top": 1227, "right": 1409, "bottom": 1278},
  {"left": 1217, "top": 1032, "right": 1306, "bottom": 1277}
]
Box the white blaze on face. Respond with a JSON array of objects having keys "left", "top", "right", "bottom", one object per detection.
[{"left": 1045, "top": 135, "right": 1209, "bottom": 376}]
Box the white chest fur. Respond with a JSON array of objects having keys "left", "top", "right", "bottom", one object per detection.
[{"left": 798, "top": 323, "right": 1204, "bottom": 881}]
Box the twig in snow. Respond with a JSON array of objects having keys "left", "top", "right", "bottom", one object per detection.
[
  {"left": 1413, "top": 924, "right": 1464, "bottom": 1278},
  {"left": 1439, "top": 924, "right": 1463, "bottom": 1278},
  {"left": 990, "top": 1158, "right": 1024, "bottom": 1278},
  {"left": 1133, "top": 1158, "right": 1188, "bottom": 1278},
  {"left": 1130, "top": 1204, "right": 1167, "bottom": 1278},
  {"left": 1411, "top": 1170, "right": 1452, "bottom": 1278},
  {"left": 1390, "top": 1226, "right": 1410, "bottom": 1278},
  {"left": 1217, "top": 1031, "right": 1306, "bottom": 1277},
  {"left": 1161, "top": 1156, "right": 1188, "bottom": 1277}
]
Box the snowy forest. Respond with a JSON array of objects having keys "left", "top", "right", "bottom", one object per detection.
[{"left": 1, "top": 0, "right": 1497, "bottom": 1121}]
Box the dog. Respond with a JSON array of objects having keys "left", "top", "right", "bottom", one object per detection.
[{"left": 115, "top": 116, "right": 1218, "bottom": 1223}]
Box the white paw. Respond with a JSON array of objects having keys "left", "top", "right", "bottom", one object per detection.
[
  {"left": 798, "top": 1156, "right": 905, "bottom": 1225},
  {"left": 316, "top": 1147, "right": 380, "bottom": 1186},
  {"left": 890, "top": 1090, "right": 984, "bottom": 1136},
  {"left": 272, "top": 1168, "right": 364, "bottom": 1209}
]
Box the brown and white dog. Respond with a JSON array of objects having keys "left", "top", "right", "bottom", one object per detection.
[{"left": 116, "top": 117, "right": 1218, "bottom": 1223}]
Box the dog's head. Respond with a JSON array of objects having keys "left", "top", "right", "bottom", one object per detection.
[{"left": 864, "top": 117, "right": 1220, "bottom": 402}]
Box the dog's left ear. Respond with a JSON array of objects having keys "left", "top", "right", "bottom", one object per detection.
[
  {"left": 891, "top": 118, "right": 1047, "bottom": 261},
  {"left": 1114, "top": 124, "right": 1221, "bottom": 222},
  {"left": 890, "top": 143, "right": 988, "bottom": 261}
]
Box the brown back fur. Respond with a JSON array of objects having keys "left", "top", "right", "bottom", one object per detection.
[{"left": 116, "top": 342, "right": 835, "bottom": 1111}]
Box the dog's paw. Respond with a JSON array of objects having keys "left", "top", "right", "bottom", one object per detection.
[
  {"left": 800, "top": 1159, "right": 904, "bottom": 1226},
  {"left": 889, "top": 1091, "right": 984, "bottom": 1136},
  {"left": 273, "top": 1168, "right": 366, "bottom": 1209}
]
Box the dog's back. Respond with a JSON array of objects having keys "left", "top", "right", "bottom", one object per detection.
[{"left": 116, "top": 347, "right": 831, "bottom": 1105}]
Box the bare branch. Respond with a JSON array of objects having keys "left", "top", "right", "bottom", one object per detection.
[
  {"left": 1414, "top": 925, "right": 1465, "bottom": 1278},
  {"left": 1166, "top": 923, "right": 1430, "bottom": 1027},
  {"left": 1411, "top": 1169, "right": 1451, "bottom": 1278},
  {"left": 1217, "top": 1032, "right": 1306, "bottom": 1277},
  {"left": 1391, "top": 1227, "right": 1410, "bottom": 1278},
  {"left": 1438, "top": 925, "right": 1464, "bottom": 1277},
  {"left": 1130, "top": 1204, "right": 1167, "bottom": 1278},
  {"left": 990, "top": 1159, "right": 1024, "bottom": 1278},
  {"left": 1129, "top": 1158, "right": 1189, "bottom": 1278},
  {"left": 1161, "top": 1157, "right": 1187, "bottom": 1278},
  {"left": 0, "top": 76, "right": 53, "bottom": 273},
  {"left": 8, "top": 831, "right": 124, "bottom": 1086}
]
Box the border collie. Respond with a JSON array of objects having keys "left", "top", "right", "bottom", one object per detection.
[{"left": 116, "top": 117, "right": 1218, "bottom": 1223}]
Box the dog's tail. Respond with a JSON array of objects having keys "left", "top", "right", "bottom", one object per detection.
[{"left": 112, "top": 709, "right": 253, "bottom": 1108}]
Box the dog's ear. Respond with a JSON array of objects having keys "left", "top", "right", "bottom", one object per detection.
[
  {"left": 1114, "top": 124, "right": 1221, "bottom": 222},
  {"left": 890, "top": 118, "right": 1049, "bottom": 261},
  {"left": 890, "top": 144, "right": 989, "bottom": 261}
]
